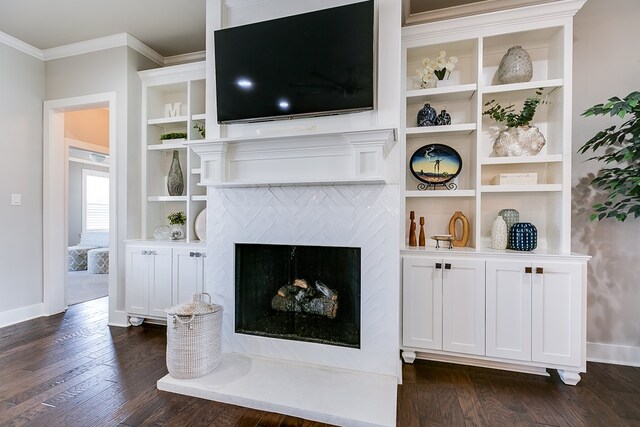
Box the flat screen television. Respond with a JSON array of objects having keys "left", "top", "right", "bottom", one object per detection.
[{"left": 214, "top": 0, "right": 374, "bottom": 124}]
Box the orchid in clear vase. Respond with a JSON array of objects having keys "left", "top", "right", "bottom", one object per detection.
[{"left": 416, "top": 50, "right": 458, "bottom": 89}]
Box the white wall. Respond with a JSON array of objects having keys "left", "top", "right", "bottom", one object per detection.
[
  {"left": 572, "top": 0, "right": 640, "bottom": 365},
  {"left": 0, "top": 43, "right": 45, "bottom": 317}
]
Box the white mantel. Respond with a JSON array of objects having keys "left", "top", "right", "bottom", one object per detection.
[{"left": 186, "top": 127, "right": 397, "bottom": 187}]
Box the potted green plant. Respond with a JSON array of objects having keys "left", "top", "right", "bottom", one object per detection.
[
  {"left": 483, "top": 88, "right": 548, "bottom": 156},
  {"left": 578, "top": 91, "right": 640, "bottom": 221},
  {"left": 168, "top": 211, "right": 186, "bottom": 240}
]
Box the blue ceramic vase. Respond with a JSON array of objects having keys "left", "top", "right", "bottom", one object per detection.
[
  {"left": 417, "top": 103, "right": 437, "bottom": 127},
  {"left": 508, "top": 222, "right": 537, "bottom": 251},
  {"left": 435, "top": 109, "right": 451, "bottom": 126}
]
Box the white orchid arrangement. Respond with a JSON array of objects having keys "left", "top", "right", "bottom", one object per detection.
[{"left": 416, "top": 50, "right": 458, "bottom": 89}]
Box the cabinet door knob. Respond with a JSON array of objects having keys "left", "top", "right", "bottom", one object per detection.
[
  {"left": 189, "top": 252, "right": 195, "bottom": 257},
  {"left": 525, "top": 267, "right": 532, "bottom": 274},
  {"left": 195, "top": 252, "right": 202, "bottom": 258},
  {"left": 536, "top": 267, "right": 544, "bottom": 274},
  {"left": 141, "top": 250, "right": 148, "bottom": 255},
  {"left": 435, "top": 263, "right": 442, "bottom": 269},
  {"left": 444, "top": 263, "right": 451, "bottom": 270}
]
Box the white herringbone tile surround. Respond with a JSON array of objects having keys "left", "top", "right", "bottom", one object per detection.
[{"left": 159, "top": 184, "right": 400, "bottom": 426}]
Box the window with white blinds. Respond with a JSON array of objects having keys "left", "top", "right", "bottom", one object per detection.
[{"left": 82, "top": 169, "right": 109, "bottom": 231}]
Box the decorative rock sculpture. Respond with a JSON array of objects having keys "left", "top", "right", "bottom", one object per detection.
[
  {"left": 493, "top": 125, "right": 546, "bottom": 156},
  {"left": 494, "top": 45, "right": 533, "bottom": 85}
]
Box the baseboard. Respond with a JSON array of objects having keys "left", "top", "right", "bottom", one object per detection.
[
  {"left": 0, "top": 303, "right": 46, "bottom": 329},
  {"left": 587, "top": 342, "right": 640, "bottom": 367}
]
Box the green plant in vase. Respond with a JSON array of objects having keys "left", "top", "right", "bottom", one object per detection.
[
  {"left": 578, "top": 91, "right": 640, "bottom": 221},
  {"left": 483, "top": 88, "right": 548, "bottom": 156},
  {"left": 167, "top": 211, "right": 186, "bottom": 240},
  {"left": 160, "top": 132, "right": 187, "bottom": 141}
]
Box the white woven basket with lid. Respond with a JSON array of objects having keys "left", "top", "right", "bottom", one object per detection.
[{"left": 165, "top": 292, "right": 223, "bottom": 379}]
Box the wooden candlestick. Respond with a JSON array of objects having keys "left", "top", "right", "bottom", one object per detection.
[
  {"left": 409, "top": 211, "right": 417, "bottom": 247},
  {"left": 419, "top": 217, "right": 426, "bottom": 247}
]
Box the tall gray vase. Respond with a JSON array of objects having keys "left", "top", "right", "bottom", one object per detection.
[{"left": 167, "top": 150, "right": 184, "bottom": 196}]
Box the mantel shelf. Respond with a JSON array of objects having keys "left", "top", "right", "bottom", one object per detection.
[{"left": 187, "top": 128, "right": 397, "bottom": 187}]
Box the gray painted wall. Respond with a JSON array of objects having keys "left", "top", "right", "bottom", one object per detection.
[
  {"left": 572, "top": 0, "right": 640, "bottom": 359},
  {"left": 68, "top": 161, "right": 109, "bottom": 246},
  {"left": 0, "top": 44, "right": 45, "bottom": 313}
]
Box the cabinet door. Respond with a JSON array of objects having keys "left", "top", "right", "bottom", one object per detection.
[
  {"left": 125, "top": 246, "right": 151, "bottom": 315},
  {"left": 402, "top": 256, "right": 442, "bottom": 350},
  {"left": 442, "top": 258, "right": 485, "bottom": 356},
  {"left": 148, "top": 247, "right": 173, "bottom": 318},
  {"left": 173, "top": 248, "right": 206, "bottom": 304},
  {"left": 531, "top": 261, "right": 583, "bottom": 367},
  {"left": 486, "top": 259, "right": 532, "bottom": 361}
]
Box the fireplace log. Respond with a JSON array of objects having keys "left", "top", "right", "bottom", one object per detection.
[
  {"left": 293, "top": 278, "right": 309, "bottom": 289},
  {"left": 271, "top": 281, "right": 339, "bottom": 319}
]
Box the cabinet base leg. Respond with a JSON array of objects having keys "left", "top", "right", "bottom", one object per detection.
[
  {"left": 557, "top": 369, "right": 581, "bottom": 385},
  {"left": 401, "top": 350, "right": 416, "bottom": 364},
  {"left": 129, "top": 316, "right": 144, "bottom": 326}
]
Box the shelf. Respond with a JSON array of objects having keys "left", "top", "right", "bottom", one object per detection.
[
  {"left": 148, "top": 142, "right": 187, "bottom": 151},
  {"left": 480, "top": 184, "right": 562, "bottom": 193},
  {"left": 406, "top": 84, "right": 477, "bottom": 102},
  {"left": 191, "top": 195, "right": 207, "bottom": 201},
  {"left": 406, "top": 123, "right": 476, "bottom": 137},
  {"left": 191, "top": 168, "right": 202, "bottom": 175},
  {"left": 192, "top": 114, "right": 206, "bottom": 121},
  {"left": 480, "top": 154, "right": 562, "bottom": 165},
  {"left": 148, "top": 116, "right": 189, "bottom": 125},
  {"left": 405, "top": 190, "right": 475, "bottom": 198},
  {"left": 147, "top": 196, "right": 188, "bottom": 202},
  {"left": 483, "top": 79, "right": 563, "bottom": 95}
]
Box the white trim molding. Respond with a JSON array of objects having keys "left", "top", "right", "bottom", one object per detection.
[
  {"left": 164, "top": 51, "right": 207, "bottom": 66},
  {"left": 0, "top": 303, "right": 46, "bottom": 329},
  {"left": 587, "top": 342, "right": 640, "bottom": 367},
  {"left": 0, "top": 30, "right": 44, "bottom": 60}
]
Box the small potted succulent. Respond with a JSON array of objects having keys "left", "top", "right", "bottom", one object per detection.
[
  {"left": 483, "top": 88, "right": 548, "bottom": 156},
  {"left": 168, "top": 211, "right": 186, "bottom": 240}
]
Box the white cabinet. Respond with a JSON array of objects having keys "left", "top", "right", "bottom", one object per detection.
[
  {"left": 402, "top": 256, "right": 484, "bottom": 357},
  {"left": 486, "top": 259, "right": 583, "bottom": 368},
  {"left": 125, "top": 245, "right": 172, "bottom": 318},
  {"left": 125, "top": 242, "right": 207, "bottom": 322},
  {"left": 139, "top": 62, "right": 207, "bottom": 243},
  {"left": 173, "top": 247, "right": 207, "bottom": 303}
]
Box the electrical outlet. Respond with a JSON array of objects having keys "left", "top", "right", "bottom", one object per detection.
[{"left": 11, "top": 194, "right": 21, "bottom": 206}]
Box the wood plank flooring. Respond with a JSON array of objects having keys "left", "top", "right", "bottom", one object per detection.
[{"left": 1, "top": 297, "right": 639, "bottom": 426}]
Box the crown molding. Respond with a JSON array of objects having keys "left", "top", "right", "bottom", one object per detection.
[
  {"left": 164, "top": 50, "right": 207, "bottom": 66},
  {"left": 42, "top": 33, "right": 164, "bottom": 65},
  {"left": 0, "top": 31, "right": 44, "bottom": 60}
]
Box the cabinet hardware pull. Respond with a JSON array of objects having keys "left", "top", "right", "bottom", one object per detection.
[
  {"left": 189, "top": 252, "right": 195, "bottom": 257},
  {"left": 444, "top": 263, "right": 451, "bottom": 270},
  {"left": 435, "top": 263, "right": 442, "bottom": 269},
  {"left": 536, "top": 267, "right": 544, "bottom": 274},
  {"left": 525, "top": 267, "right": 532, "bottom": 274},
  {"left": 195, "top": 252, "right": 202, "bottom": 257}
]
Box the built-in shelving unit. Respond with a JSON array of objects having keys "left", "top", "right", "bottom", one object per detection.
[
  {"left": 399, "top": 0, "right": 589, "bottom": 385},
  {"left": 139, "top": 62, "right": 207, "bottom": 242}
]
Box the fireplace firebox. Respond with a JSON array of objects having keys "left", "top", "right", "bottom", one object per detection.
[{"left": 235, "top": 243, "right": 361, "bottom": 348}]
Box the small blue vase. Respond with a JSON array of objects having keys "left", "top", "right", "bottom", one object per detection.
[
  {"left": 417, "top": 103, "right": 437, "bottom": 127},
  {"left": 435, "top": 109, "right": 451, "bottom": 126},
  {"left": 509, "top": 222, "right": 537, "bottom": 251}
]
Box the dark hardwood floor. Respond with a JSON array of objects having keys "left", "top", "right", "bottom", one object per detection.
[{"left": 1, "top": 298, "right": 639, "bottom": 427}]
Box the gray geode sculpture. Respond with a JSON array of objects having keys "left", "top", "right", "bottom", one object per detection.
[
  {"left": 494, "top": 46, "right": 533, "bottom": 85},
  {"left": 493, "top": 126, "right": 545, "bottom": 156}
]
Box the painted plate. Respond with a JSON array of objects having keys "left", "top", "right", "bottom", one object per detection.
[
  {"left": 194, "top": 208, "right": 206, "bottom": 241},
  {"left": 409, "top": 144, "right": 462, "bottom": 184}
]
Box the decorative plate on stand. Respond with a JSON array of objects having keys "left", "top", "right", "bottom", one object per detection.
[
  {"left": 409, "top": 143, "right": 462, "bottom": 190},
  {"left": 195, "top": 209, "right": 207, "bottom": 241}
]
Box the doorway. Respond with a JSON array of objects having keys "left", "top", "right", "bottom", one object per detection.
[{"left": 43, "top": 93, "right": 117, "bottom": 319}]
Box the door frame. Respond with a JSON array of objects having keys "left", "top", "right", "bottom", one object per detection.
[{"left": 43, "top": 92, "right": 117, "bottom": 316}]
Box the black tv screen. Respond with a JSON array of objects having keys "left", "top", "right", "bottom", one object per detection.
[{"left": 214, "top": 1, "right": 374, "bottom": 124}]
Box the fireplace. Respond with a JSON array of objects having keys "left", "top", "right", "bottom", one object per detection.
[{"left": 235, "top": 243, "right": 361, "bottom": 348}]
